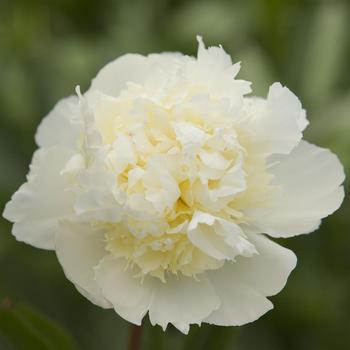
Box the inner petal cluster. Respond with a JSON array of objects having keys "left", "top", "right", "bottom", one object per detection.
[{"left": 80, "top": 91, "right": 272, "bottom": 281}]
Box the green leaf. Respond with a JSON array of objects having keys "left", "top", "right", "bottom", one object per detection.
[{"left": 0, "top": 300, "right": 79, "bottom": 350}]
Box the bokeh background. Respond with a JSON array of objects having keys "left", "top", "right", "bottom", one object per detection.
[{"left": 0, "top": 0, "right": 349, "bottom": 349}]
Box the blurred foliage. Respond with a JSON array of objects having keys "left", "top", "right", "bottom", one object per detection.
[
  {"left": 0, "top": 0, "right": 349, "bottom": 349},
  {"left": 0, "top": 300, "right": 78, "bottom": 350}
]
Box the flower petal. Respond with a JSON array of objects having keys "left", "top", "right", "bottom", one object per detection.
[
  {"left": 94, "top": 256, "right": 153, "bottom": 325},
  {"left": 172, "top": 122, "right": 210, "bottom": 154},
  {"left": 231, "top": 233, "right": 297, "bottom": 296},
  {"left": 188, "top": 212, "right": 256, "bottom": 260},
  {"left": 89, "top": 53, "right": 184, "bottom": 97},
  {"left": 35, "top": 96, "right": 81, "bottom": 149},
  {"left": 205, "top": 233, "right": 296, "bottom": 325},
  {"left": 243, "top": 83, "right": 308, "bottom": 155},
  {"left": 148, "top": 274, "right": 220, "bottom": 333},
  {"left": 205, "top": 271, "right": 273, "bottom": 326},
  {"left": 55, "top": 221, "right": 111, "bottom": 308},
  {"left": 247, "top": 141, "right": 345, "bottom": 237},
  {"left": 3, "top": 148, "right": 75, "bottom": 250},
  {"left": 192, "top": 36, "right": 251, "bottom": 109},
  {"left": 74, "top": 169, "right": 123, "bottom": 222},
  {"left": 95, "top": 257, "right": 221, "bottom": 332}
]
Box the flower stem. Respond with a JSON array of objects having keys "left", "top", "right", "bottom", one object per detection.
[{"left": 128, "top": 323, "right": 143, "bottom": 350}]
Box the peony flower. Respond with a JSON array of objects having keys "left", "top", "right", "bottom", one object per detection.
[{"left": 3, "top": 37, "right": 345, "bottom": 334}]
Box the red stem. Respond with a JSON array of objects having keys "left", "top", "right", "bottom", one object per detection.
[{"left": 128, "top": 323, "right": 143, "bottom": 350}]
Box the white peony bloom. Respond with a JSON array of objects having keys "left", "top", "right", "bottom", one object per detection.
[{"left": 3, "top": 37, "right": 345, "bottom": 333}]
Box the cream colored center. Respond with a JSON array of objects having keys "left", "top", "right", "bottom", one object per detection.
[{"left": 91, "top": 93, "right": 272, "bottom": 281}]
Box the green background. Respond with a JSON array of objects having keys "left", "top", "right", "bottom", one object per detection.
[{"left": 0, "top": 0, "right": 349, "bottom": 349}]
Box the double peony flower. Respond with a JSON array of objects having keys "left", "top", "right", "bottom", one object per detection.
[{"left": 3, "top": 37, "right": 345, "bottom": 333}]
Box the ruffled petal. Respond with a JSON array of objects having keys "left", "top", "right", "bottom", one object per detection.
[
  {"left": 205, "top": 275, "right": 272, "bottom": 326},
  {"left": 89, "top": 53, "right": 184, "bottom": 97},
  {"left": 247, "top": 141, "right": 345, "bottom": 237},
  {"left": 95, "top": 257, "right": 221, "bottom": 332},
  {"left": 55, "top": 221, "right": 111, "bottom": 308},
  {"left": 3, "top": 148, "right": 76, "bottom": 249},
  {"left": 188, "top": 212, "right": 256, "bottom": 260},
  {"left": 74, "top": 169, "right": 123, "bottom": 222},
  {"left": 192, "top": 36, "right": 251, "bottom": 109},
  {"left": 148, "top": 274, "right": 220, "bottom": 333},
  {"left": 35, "top": 96, "right": 81, "bottom": 149},
  {"left": 243, "top": 83, "right": 308, "bottom": 155},
  {"left": 94, "top": 256, "right": 153, "bottom": 325},
  {"left": 205, "top": 233, "right": 296, "bottom": 326},
  {"left": 229, "top": 233, "right": 297, "bottom": 296}
]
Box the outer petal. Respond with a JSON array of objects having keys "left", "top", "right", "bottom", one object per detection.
[
  {"left": 205, "top": 278, "right": 272, "bottom": 326},
  {"left": 55, "top": 221, "right": 111, "bottom": 309},
  {"left": 247, "top": 141, "right": 345, "bottom": 237},
  {"left": 148, "top": 274, "right": 220, "bottom": 333},
  {"left": 35, "top": 96, "right": 81, "bottom": 149},
  {"left": 94, "top": 256, "right": 153, "bottom": 325},
  {"left": 230, "top": 233, "right": 297, "bottom": 296},
  {"left": 205, "top": 234, "right": 296, "bottom": 326},
  {"left": 243, "top": 83, "right": 308, "bottom": 155},
  {"left": 95, "top": 256, "right": 221, "bottom": 333},
  {"left": 191, "top": 36, "right": 251, "bottom": 109},
  {"left": 3, "top": 148, "right": 75, "bottom": 250},
  {"left": 89, "top": 53, "right": 185, "bottom": 97},
  {"left": 74, "top": 169, "right": 123, "bottom": 223}
]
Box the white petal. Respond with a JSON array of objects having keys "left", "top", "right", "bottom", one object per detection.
[
  {"left": 193, "top": 155, "right": 246, "bottom": 212},
  {"left": 198, "top": 150, "right": 231, "bottom": 170},
  {"left": 89, "top": 53, "right": 184, "bottom": 97},
  {"left": 197, "top": 36, "right": 234, "bottom": 71},
  {"left": 55, "top": 221, "right": 111, "bottom": 309},
  {"left": 95, "top": 256, "right": 152, "bottom": 325},
  {"left": 74, "top": 190, "right": 123, "bottom": 222},
  {"left": 128, "top": 167, "right": 145, "bottom": 188},
  {"left": 143, "top": 164, "right": 180, "bottom": 214},
  {"left": 231, "top": 233, "right": 297, "bottom": 296},
  {"left": 74, "top": 169, "right": 123, "bottom": 222},
  {"left": 205, "top": 270, "right": 273, "bottom": 326},
  {"left": 193, "top": 36, "right": 251, "bottom": 108},
  {"left": 188, "top": 212, "right": 256, "bottom": 260},
  {"left": 148, "top": 274, "right": 220, "bottom": 333},
  {"left": 35, "top": 96, "right": 81, "bottom": 149},
  {"left": 248, "top": 141, "right": 345, "bottom": 237},
  {"left": 3, "top": 148, "right": 75, "bottom": 250},
  {"left": 205, "top": 234, "right": 296, "bottom": 325},
  {"left": 243, "top": 83, "right": 307, "bottom": 155},
  {"left": 172, "top": 122, "right": 209, "bottom": 154},
  {"left": 108, "top": 135, "right": 138, "bottom": 174},
  {"left": 217, "top": 158, "right": 246, "bottom": 195}
]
